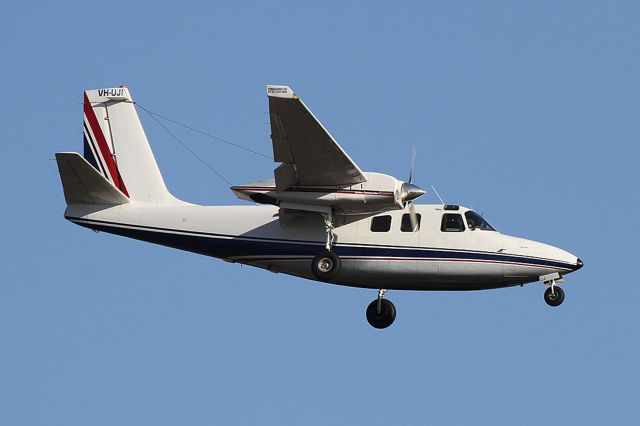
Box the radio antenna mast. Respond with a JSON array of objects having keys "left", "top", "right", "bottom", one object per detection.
[{"left": 431, "top": 185, "right": 445, "bottom": 205}]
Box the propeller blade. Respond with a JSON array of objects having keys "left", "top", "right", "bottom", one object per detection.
[
  {"left": 408, "top": 146, "right": 416, "bottom": 184},
  {"left": 409, "top": 202, "right": 419, "bottom": 231}
]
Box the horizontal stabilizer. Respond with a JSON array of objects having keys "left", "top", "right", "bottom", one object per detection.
[{"left": 55, "top": 152, "right": 130, "bottom": 205}]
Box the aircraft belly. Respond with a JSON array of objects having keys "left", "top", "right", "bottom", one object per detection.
[
  {"left": 353, "top": 258, "right": 416, "bottom": 281},
  {"left": 258, "top": 257, "right": 521, "bottom": 291},
  {"left": 417, "top": 260, "right": 439, "bottom": 282},
  {"left": 503, "top": 263, "right": 529, "bottom": 278},
  {"left": 331, "top": 258, "right": 535, "bottom": 291},
  {"left": 434, "top": 261, "right": 506, "bottom": 290}
]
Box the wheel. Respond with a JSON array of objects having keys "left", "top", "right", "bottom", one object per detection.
[
  {"left": 366, "top": 298, "right": 397, "bottom": 329},
  {"left": 311, "top": 250, "right": 341, "bottom": 281},
  {"left": 544, "top": 286, "right": 565, "bottom": 307}
]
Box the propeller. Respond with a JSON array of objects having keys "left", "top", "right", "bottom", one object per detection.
[
  {"left": 400, "top": 147, "right": 424, "bottom": 231},
  {"left": 408, "top": 146, "right": 416, "bottom": 185},
  {"left": 408, "top": 199, "right": 419, "bottom": 231}
]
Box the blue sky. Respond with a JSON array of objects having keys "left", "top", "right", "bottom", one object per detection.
[{"left": 2, "top": 1, "right": 639, "bottom": 424}]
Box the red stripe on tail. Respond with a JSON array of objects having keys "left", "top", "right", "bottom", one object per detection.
[{"left": 83, "top": 93, "right": 129, "bottom": 197}]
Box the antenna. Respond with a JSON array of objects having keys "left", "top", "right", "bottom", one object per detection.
[{"left": 431, "top": 185, "right": 445, "bottom": 205}]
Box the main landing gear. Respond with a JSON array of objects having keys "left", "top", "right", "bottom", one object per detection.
[
  {"left": 311, "top": 212, "right": 342, "bottom": 281},
  {"left": 366, "top": 289, "right": 396, "bottom": 329},
  {"left": 307, "top": 213, "right": 395, "bottom": 329},
  {"left": 311, "top": 250, "right": 341, "bottom": 281}
]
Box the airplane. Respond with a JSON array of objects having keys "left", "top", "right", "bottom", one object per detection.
[{"left": 55, "top": 85, "right": 583, "bottom": 329}]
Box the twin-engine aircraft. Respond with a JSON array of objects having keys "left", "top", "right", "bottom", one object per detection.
[{"left": 56, "top": 85, "right": 583, "bottom": 329}]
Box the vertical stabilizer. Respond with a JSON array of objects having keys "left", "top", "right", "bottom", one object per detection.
[{"left": 82, "top": 86, "right": 180, "bottom": 204}]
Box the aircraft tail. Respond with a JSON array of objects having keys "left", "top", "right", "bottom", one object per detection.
[{"left": 70, "top": 86, "right": 180, "bottom": 204}]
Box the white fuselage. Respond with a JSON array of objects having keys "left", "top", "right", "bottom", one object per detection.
[{"left": 65, "top": 202, "right": 581, "bottom": 291}]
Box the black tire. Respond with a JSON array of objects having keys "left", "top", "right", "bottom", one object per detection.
[
  {"left": 544, "top": 286, "right": 565, "bottom": 307},
  {"left": 311, "top": 250, "right": 341, "bottom": 281},
  {"left": 366, "top": 299, "right": 397, "bottom": 329}
]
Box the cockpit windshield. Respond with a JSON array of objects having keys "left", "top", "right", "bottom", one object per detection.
[{"left": 464, "top": 211, "right": 496, "bottom": 231}]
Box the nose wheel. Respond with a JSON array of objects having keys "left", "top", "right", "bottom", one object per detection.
[
  {"left": 366, "top": 289, "right": 396, "bottom": 329},
  {"left": 544, "top": 286, "right": 565, "bottom": 307},
  {"left": 540, "top": 273, "right": 566, "bottom": 307}
]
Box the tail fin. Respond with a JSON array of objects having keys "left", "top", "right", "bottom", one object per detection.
[
  {"left": 56, "top": 152, "right": 130, "bottom": 205},
  {"left": 80, "top": 86, "right": 179, "bottom": 204}
]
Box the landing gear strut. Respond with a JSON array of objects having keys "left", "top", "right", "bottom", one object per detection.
[
  {"left": 323, "top": 214, "right": 334, "bottom": 251},
  {"left": 311, "top": 211, "right": 341, "bottom": 281},
  {"left": 366, "top": 289, "right": 396, "bottom": 329}
]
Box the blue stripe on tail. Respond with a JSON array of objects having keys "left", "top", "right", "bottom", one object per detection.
[{"left": 83, "top": 134, "right": 100, "bottom": 171}]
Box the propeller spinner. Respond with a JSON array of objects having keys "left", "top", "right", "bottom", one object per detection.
[{"left": 399, "top": 182, "right": 426, "bottom": 203}]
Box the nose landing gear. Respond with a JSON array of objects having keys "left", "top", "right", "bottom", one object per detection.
[
  {"left": 540, "top": 272, "right": 565, "bottom": 307},
  {"left": 544, "top": 286, "right": 565, "bottom": 306},
  {"left": 366, "top": 289, "right": 396, "bottom": 329}
]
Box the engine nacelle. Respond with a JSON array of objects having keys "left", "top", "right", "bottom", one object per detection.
[{"left": 231, "top": 172, "right": 425, "bottom": 215}]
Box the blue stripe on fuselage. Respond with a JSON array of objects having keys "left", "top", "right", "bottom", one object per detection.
[{"left": 67, "top": 217, "right": 577, "bottom": 271}]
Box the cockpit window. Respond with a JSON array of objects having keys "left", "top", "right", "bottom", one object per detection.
[
  {"left": 441, "top": 214, "right": 465, "bottom": 232},
  {"left": 464, "top": 211, "right": 496, "bottom": 231}
]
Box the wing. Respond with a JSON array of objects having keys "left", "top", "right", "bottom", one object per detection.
[{"left": 267, "top": 85, "right": 367, "bottom": 190}]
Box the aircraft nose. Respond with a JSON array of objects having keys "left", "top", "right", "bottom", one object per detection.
[{"left": 575, "top": 258, "right": 584, "bottom": 271}]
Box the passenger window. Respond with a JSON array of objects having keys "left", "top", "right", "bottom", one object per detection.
[
  {"left": 371, "top": 215, "right": 392, "bottom": 232},
  {"left": 401, "top": 213, "right": 421, "bottom": 232},
  {"left": 441, "top": 213, "right": 465, "bottom": 232}
]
